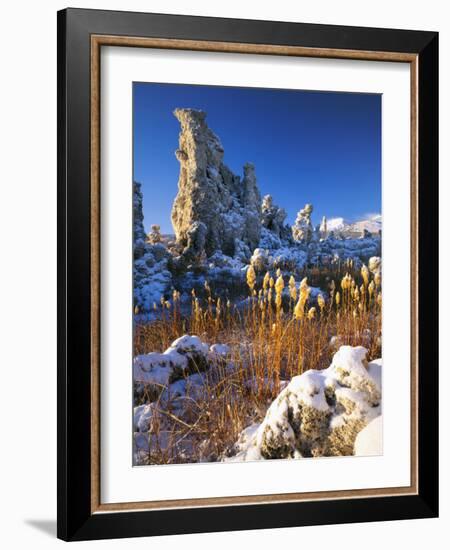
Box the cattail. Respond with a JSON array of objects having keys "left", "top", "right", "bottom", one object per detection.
[
  {"left": 374, "top": 272, "right": 381, "bottom": 287},
  {"left": 271, "top": 323, "right": 277, "bottom": 334},
  {"left": 275, "top": 275, "right": 284, "bottom": 295},
  {"left": 276, "top": 268, "right": 282, "bottom": 278},
  {"left": 204, "top": 280, "right": 211, "bottom": 294},
  {"left": 300, "top": 278, "right": 311, "bottom": 302},
  {"left": 246, "top": 265, "right": 256, "bottom": 292},
  {"left": 353, "top": 286, "right": 360, "bottom": 302},
  {"left": 294, "top": 278, "right": 311, "bottom": 320},
  {"left": 289, "top": 275, "right": 297, "bottom": 301},
  {"left": 361, "top": 264, "right": 370, "bottom": 286},
  {"left": 368, "top": 280, "right": 375, "bottom": 297},
  {"left": 191, "top": 288, "right": 196, "bottom": 298},
  {"left": 165, "top": 301, "right": 171, "bottom": 309},
  {"left": 134, "top": 305, "right": 139, "bottom": 315},
  {"left": 377, "top": 293, "right": 382, "bottom": 307},
  {"left": 269, "top": 277, "right": 275, "bottom": 288},
  {"left": 160, "top": 295, "right": 165, "bottom": 306},
  {"left": 335, "top": 291, "right": 341, "bottom": 306},
  {"left": 317, "top": 293, "right": 325, "bottom": 311},
  {"left": 226, "top": 299, "right": 231, "bottom": 309},
  {"left": 341, "top": 274, "right": 351, "bottom": 290},
  {"left": 153, "top": 302, "right": 157, "bottom": 311},
  {"left": 307, "top": 307, "right": 316, "bottom": 320},
  {"left": 275, "top": 275, "right": 284, "bottom": 309},
  {"left": 263, "top": 272, "right": 270, "bottom": 291},
  {"left": 294, "top": 296, "right": 304, "bottom": 320}
]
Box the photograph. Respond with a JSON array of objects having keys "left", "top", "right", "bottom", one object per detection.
[
  {"left": 52, "top": 5, "right": 438, "bottom": 542},
  {"left": 132, "top": 82, "right": 383, "bottom": 466}
]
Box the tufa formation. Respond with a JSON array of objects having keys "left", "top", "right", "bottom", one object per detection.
[{"left": 171, "top": 109, "right": 261, "bottom": 261}]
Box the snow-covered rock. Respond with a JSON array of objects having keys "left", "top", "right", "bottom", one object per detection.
[
  {"left": 134, "top": 335, "right": 211, "bottom": 387},
  {"left": 261, "top": 194, "right": 289, "bottom": 239},
  {"left": 133, "top": 181, "right": 172, "bottom": 310},
  {"left": 250, "top": 248, "right": 272, "bottom": 272},
  {"left": 308, "top": 235, "right": 381, "bottom": 266},
  {"left": 271, "top": 247, "right": 308, "bottom": 271},
  {"left": 368, "top": 256, "right": 382, "bottom": 275},
  {"left": 147, "top": 224, "right": 162, "bottom": 244},
  {"left": 134, "top": 335, "right": 229, "bottom": 406},
  {"left": 259, "top": 227, "right": 283, "bottom": 250},
  {"left": 226, "top": 346, "right": 382, "bottom": 461},
  {"left": 292, "top": 203, "right": 314, "bottom": 243},
  {"left": 134, "top": 403, "right": 155, "bottom": 432},
  {"left": 354, "top": 416, "right": 383, "bottom": 456}
]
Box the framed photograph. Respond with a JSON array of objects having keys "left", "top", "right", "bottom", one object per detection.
[{"left": 57, "top": 8, "right": 438, "bottom": 541}]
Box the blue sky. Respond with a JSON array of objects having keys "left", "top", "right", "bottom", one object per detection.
[{"left": 133, "top": 82, "right": 381, "bottom": 234}]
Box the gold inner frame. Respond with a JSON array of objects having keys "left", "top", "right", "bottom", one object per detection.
[{"left": 90, "top": 35, "right": 419, "bottom": 514}]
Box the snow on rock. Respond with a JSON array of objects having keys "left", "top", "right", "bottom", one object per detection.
[
  {"left": 261, "top": 194, "right": 290, "bottom": 239},
  {"left": 226, "top": 346, "right": 382, "bottom": 461},
  {"left": 271, "top": 247, "right": 308, "bottom": 271},
  {"left": 307, "top": 235, "right": 381, "bottom": 266},
  {"left": 170, "top": 334, "right": 210, "bottom": 355},
  {"left": 134, "top": 335, "right": 211, "bottom": 388},
  {"left": 250, "top": 246, "right": 308, "bottom": 274},
  {"left": 134, "top": 403, "right": 155, "bottom": 432},
  {"left": 354, "top": 416, "right": 383, "bottom": 456},
  {"left": 259, "top": 226, "right": 283, "bottom": 250},
  {"left": 292, "top": 203, "right": 314, "bottom": 243},
  {"left": 368, "top": 256, "right": 382, "bottom": 275},
  {"left": 133, "top": 181, "right": 172, "bottom": 310},
  {"left": 210, "top": 343, "right": 230, "bottom": 357},
  {"left": 250, "top": 248, "right": 272, "bottom": 272},
  {"left": 134, "top": 335, "right": 229, "bottom": 407}
]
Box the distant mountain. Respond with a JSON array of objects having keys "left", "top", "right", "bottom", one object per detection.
[
  {"left": 326, "top": 214, "right": 381, "bottom": 237},
  {"left": 327, "top": 217, "right": 346, "bottom": 232},
  {"left": 347, "top": 214, "right": 382, "bottom": 235}
]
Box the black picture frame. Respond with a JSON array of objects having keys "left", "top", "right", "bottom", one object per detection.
[{"left": 57, "top": 7, "right": 438, "bottom": 541}]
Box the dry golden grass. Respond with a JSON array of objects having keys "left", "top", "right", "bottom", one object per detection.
[{"left": 134, "top": 264, "right": 382, "bottom": 464}]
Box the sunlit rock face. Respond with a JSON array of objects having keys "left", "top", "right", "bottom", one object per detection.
[{"left": 171, "top": 108, "right": 261, "bottom": 260}]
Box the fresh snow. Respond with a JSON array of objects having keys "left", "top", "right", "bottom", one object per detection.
[{"left": 354, "top": 416, "right": 383, "bottom": 456}]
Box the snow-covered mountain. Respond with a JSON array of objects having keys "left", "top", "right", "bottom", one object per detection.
[
  {"left": 327, "top": 217, "right": 346, "bottom": 232},
  {"left": 327, "top": 214, "right": 381, "bottom": 237},
  {"left": 349, "top": 215, "right": 381, "bottom": 235}
]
